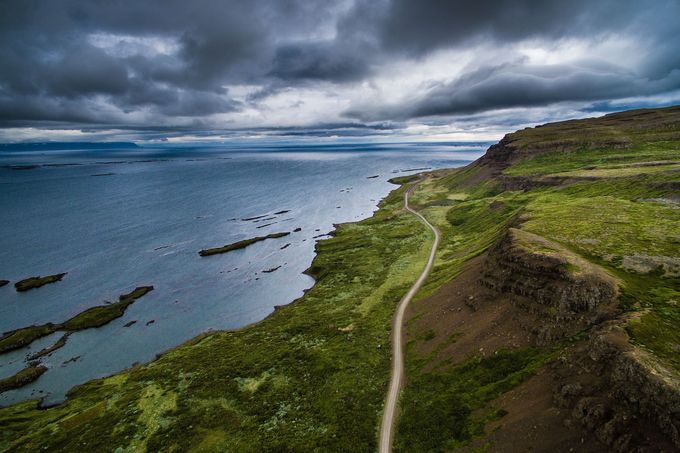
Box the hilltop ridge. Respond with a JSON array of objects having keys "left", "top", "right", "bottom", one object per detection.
[
  {"left": 0, "top": 106, "right": 678, "bottom": 452},
  {"left": 399, "top": 105, "right": 679, "bottom": 452}
]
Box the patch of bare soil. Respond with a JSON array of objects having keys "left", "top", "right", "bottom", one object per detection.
[
  {"left": 406, "top": 255, "right": 533, "bottom": 370},
  {"left": 405, "top": 255, "right": 605, "bottom": 451},
  {"left": 464, "top": 369, "right": 603, "bottom": 453}
]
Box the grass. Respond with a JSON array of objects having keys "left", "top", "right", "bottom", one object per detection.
[
  {"left": 0, "top": 324, "right": 58, "bottom": 354},
  {"left": 0, "top": 183, "right": 431, "bottom": 452},
  {"left": 1, "top": 106, "right": 678, "bottom": 451},
  {"left": 394, "top": 106, "right": 680, "bottom": 450},
  {"left": 395, "top": 349, "right": 548, "bottom": 452},
  {"left": 62, "top": 286, "right": 154, "bottom": 330}
]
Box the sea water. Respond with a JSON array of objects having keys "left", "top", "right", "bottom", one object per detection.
[{"left": 0, "top": 142, "right": 485, "bottom": 406}]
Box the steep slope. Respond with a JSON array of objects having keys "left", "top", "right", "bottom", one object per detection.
[
  {"left": 0, "top": 106, "right": 677, "bottom": 452},
  {"left": 398, "top": 106, "right": 680, "bottom": 452}
]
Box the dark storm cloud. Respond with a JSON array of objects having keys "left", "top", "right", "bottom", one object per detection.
[
  {"left": 340, "top": 0, "right": 680, "bottom": 121},
  {"left": 0, "top": 0, "right": 338, "bottom": 126},
  {"left": 269, "top": 41, "right": 371, "bottom": 82},
  {"left": 415, "top": 61, "right": 680, "bottom": 116},
  {"left": 359, "top": 0, "right": 639, "bottom": 55},
  {"left": 0, "top": 0, "right": 679, "bottom": 137},
  {"left": 348, "top": 59, "right": 680, "bottom": 121}
]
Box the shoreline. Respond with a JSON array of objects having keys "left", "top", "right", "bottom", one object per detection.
[
  {"left": 0, "top": 171, "right": 434, "bottom": 451},
  {"left": 0, "top": 173, "right": 425, "bottom": 410}
]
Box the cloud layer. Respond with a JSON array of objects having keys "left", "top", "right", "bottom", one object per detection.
[{"left": 1, "top": 0, "right": 679, "bottom": 141}]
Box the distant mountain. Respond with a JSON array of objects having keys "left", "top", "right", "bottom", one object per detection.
[{"left": 0, "top": 142, "right": 139, "bottom": 151}]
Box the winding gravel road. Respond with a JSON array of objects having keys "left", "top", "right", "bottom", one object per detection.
[{"left": 379, "top": 180, "right": 440, "bottom": 453}]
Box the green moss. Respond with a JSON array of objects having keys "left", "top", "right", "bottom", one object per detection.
[
  {"left": 388, "top": 174, "right": 421, "bottom": 185},
  {"left": 0, "top": 287, "right": 154, "bottom": 354},
  {"left": 421, "top": 329, "right": 436, "bottom": 341},
  {"left": 0, "top": 324, "right": 58, "bottom": 354},
  {"left": 2, "top": 106, "right": 678, "bottom": 451},
  {"left": 628, "top": 311, "right": 680, "bottom": 370},
  {"left": 395, "top": 349, "right": 547, "bottom": 452},
  {"left": 0, "top": 183, "right": 431, "bottom": 452},
  {"left": 394, "top": 106, "right": 680, "bottom": 450},
  {"left": 503, "top": 106, "right": 680, "bottom": 177}
]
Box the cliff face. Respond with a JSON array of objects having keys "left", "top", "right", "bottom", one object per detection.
[
  {"left": 478, "top": 136, "right": 519, "bottom": 169},
  {"left": 479, "top": 228, "right": 679, "bottom": 451},
  {"left": 401, "top": 106, "right": 680, "bottom": 451},
  {"left": 554, "top": 320, "right": 680, "bottom": 452},
  {"left": 482, "top": 228, "right": 617, "bottom": 312},
  {"left": 480, "top": 228, "right": 618, "bottom": 345}
]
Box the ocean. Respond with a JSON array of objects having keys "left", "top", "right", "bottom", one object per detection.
[{"left": 0, "top": 142, "right": 485, "bottom": 406}]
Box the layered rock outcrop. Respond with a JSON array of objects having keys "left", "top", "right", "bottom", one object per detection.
[
  {"left": 554, "top": 320, "right": 680, "bottom": 451},
  {"left": 480, "top": 228, "right": 618, "bottom": 344},
  {"left": 480, "top": 227, "right": 679, "bottom": 451}
]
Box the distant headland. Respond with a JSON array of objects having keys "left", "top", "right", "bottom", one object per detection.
[{"left": 0, "top": 142, "right": 139, "bottom": 152}]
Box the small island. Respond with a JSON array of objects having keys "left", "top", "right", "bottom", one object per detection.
[
  {"left": 199, "top": 232, "right": 290, "bottom": 256},
  {"left": 0, "top": 363, "right": 47, "bottom": 393},
  {"left": 0, "top": 286, "right": 154, "bottom": 354},
  {"left": 0, "top": 280, "right": 9, "bottom": 288},
  {"left": 14, "top": 273, "right": 67, "bottom": 292},
  {"left": 27, "top": 333, "right": 70, "bottom": 360}
]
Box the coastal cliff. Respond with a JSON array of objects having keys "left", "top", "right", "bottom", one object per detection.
[
  {"left": 400, "top": 105, "right": 680, "bottom": 452},
  {"left": 1, "top": 106, "right": 678, "bottom": 452}
]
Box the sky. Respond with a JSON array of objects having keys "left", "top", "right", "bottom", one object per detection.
[{"left": 1, "top": 0, "right": 680, "bottom": 143}]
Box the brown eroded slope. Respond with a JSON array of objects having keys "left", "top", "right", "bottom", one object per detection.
[{"left": 397, "top": 106, "right": 680, "bottom": 452}]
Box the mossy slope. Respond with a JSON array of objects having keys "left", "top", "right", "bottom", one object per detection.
[
  {"left": 0, "top": 185, "right": 430, "bottom": 452},
  {"left": 396, "top": 106, "right": 680, "bottom": 451},
  {"left": 1, "top": 106, "right": 678, "bottom": 452}
]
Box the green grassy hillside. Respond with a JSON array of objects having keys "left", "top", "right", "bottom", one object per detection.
[
  {"left": 1, "top": 106, "right": 678, "bottom": 452},
  {"left": 397, "top": 106, "right": 680, "bottom": 451}
]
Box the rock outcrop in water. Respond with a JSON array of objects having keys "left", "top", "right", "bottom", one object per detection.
[
  {"left": 14, "top": 273, "right": 67, "bottom": 292},
  {"left": 0, "top": 364, "right": 47, "bottom": 394},
  {"left": 0, "top": 286, "right": 154, "bottom": 354},
  {"left": 199, "top": 232, "right": 290, "bottom": 256}
]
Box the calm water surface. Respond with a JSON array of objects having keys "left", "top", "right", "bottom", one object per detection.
[{"left": 0, "top": 143, "right": 485, "bottom": 405}]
